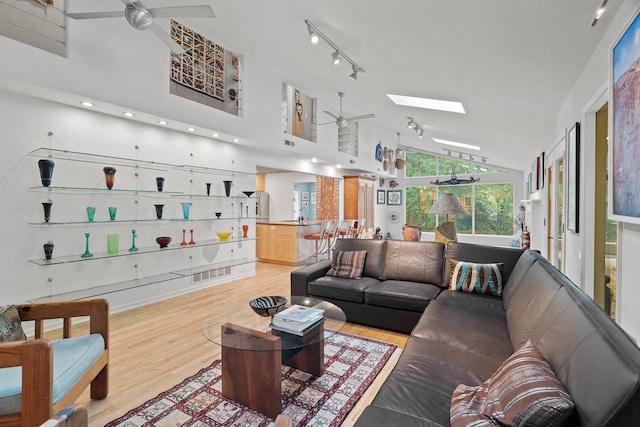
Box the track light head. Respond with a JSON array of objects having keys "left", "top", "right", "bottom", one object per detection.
[
  {"left": 469, "top": 155, "right": 474, "bottom": 161},
  {"left": 482, "top": 157, "right": 487, "bottom": 164},
  {"left": 407, "top": 117, "right": 414, "bottom": 129},
  {"left": 308, "top": 25, "right": 319, "bottom": 44},
  {"left": 332, "top": 51, "right": 342, "bottom": 65},
  {"left": 350, "top": 66, "right": 359, "bottom": 80},
  {"left": 417, "top": 128, "right": 424, "bottom": 138}
]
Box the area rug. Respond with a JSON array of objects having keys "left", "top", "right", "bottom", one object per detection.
[{"left": 105, "top": 331, "right": 397, "bottom": 427}]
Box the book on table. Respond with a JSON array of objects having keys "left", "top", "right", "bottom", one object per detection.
[
  {"left": 269, "top": 317, "right": 325, "bottom": 336},
  {"left": 271, "top": 304, "right": 325, "bottom": 332}
]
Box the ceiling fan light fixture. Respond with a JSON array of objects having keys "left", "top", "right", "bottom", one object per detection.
[
  {"left": 125, "top": 2, "right": 153, "bottom": 31},
  {"left": 332, "top": 51, "right": 342, "bottom": 65}
]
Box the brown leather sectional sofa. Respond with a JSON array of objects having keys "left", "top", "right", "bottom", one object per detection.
[{"left": 291, "top": 240, "right": 640, "bottom": 426}]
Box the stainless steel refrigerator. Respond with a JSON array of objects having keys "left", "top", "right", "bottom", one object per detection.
[{"left": 256, "top": 192, "right": 269, "bottom": 220}]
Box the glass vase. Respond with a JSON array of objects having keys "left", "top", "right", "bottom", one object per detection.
[
  {"left": 189, "top": 229, "right": 196, "bottom": 245},
  {"left": 154, "top": 204, "right": 164, "bottom": 219},
  {"left": 181, "top": 202, "right": 190, "bottom": 220},
  {"left": 103, "top": 166, "right": 116, "bottom": 189},
  {"left": 107, "top": 234, "right": 119, "bottom": 255},
  {"left": 129, "top": 230, "right": 138, "bottom": 252},
  {"left": 156, "top": 177, "right": 165, "bottom": 192},
  {"left": 181, "top": 229, "right": 188, "bottom": 246},
  {"left": 81, "top": 233, "right": 93, "bottom": 258},
  {"left": 43, "top": 241, "right": 54, "bottom": 260},
  {"left": 42, "top": 202, "right": 52, "bottom": 223},
  {"left": 223, "top": 180, "right": 232, "bottom": 197},
  {"left": 242, "top": 224, "right": 249, "bottom": 238},
  {"left": 108, "top": 206, "right": 117, "bottom": 221},
  {"left": 86, "top": 206, "right": 96, "bottom": 222},
  {"left": 38, "top": 159, "right": 55, "bottom": 187}
]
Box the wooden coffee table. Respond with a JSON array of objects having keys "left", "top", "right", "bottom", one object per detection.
[{"left": 201, "top": 296, "right": 346, "bottom": 419}]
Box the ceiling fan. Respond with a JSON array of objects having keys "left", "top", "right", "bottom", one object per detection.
[
  {"left": 66, "top": 0, "right": 215, "bottom": 54},
  {"left": 320, "top": 92, "right": 375, "bottom": 128}
]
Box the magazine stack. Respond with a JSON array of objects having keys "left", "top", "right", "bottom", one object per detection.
[{"left": 270, "top": 304, "right": 325, "bottom": 336}]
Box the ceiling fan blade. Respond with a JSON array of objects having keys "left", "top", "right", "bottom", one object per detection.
[
  {"left": 66, "top": 11, "right": 124, "bottom": 20},
  {"left": 149, "top": 5, "right": 216, "bottom": 19},
  {"left": 149, "top": 22, "right": 186, "bottom": 54},
  {"left": 346, "top": 113, "right": 376, "bottom": 122},
  {"left": 318, "top": 120, "right": 338, "bottom": 125},
  {"left": 323, "top": 110, "right": 340, "bottom": 120}
]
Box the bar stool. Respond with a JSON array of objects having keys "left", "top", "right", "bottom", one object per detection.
[{"left": 304, "top": 221, "right": 334, "bottom": 263}]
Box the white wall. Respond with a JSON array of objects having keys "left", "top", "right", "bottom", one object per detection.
[
  {"left": 0, "top": 89, "right": 267, "bottom": 311},
  {"left": 263, "top": 172, "right": 318, "bottom": 221},
  {"left": 541, "top": 0, "right": 640, "bottom": 341}
]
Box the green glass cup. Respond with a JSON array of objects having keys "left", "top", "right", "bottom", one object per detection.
[
  {"left": 108, "top": 207, "right": 117, "bottom": 221},
  {"left": 107, "top": 234, "right": 119, "bottom": 255},
  {"left": 86, "top": 206, "right": 96, "bottom": 222}
]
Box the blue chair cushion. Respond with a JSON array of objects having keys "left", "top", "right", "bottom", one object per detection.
[{"left": 0, "top": 333, "right": 105, "bottom": 416}]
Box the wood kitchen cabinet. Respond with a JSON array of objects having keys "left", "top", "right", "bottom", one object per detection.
[
  {"left": 256, "top": 222, "right": 321, "bottom": 265},
  {"left": 343, "top": 175, "right": 375, "bottom": 230}
]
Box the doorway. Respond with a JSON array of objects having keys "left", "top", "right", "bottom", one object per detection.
[
  {"left": 546, "top": 145, "right": 565, "bottom": 271},
  {"left": 594, "top": 103, "right": 617, "bottom": 319}
]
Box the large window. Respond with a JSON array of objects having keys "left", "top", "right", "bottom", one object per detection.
[{"left": 404, "top": 152, "right": 514, "bottom": 236}]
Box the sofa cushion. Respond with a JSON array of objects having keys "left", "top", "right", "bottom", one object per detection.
[
  {"left": 0, "top": 333, "right": 105, "bottom": 416},
  {"left": 326, "top": 250, "right": 367, "bottom": 279},
  {"left": 370, "top": 337, "right": 506, "bottom": 426},
  {"left": 450, "top": 340, "right": 574, "bottom": 427},
  {"left": 444, "top": 242, "right": 525, "bottom": 288},
  {"left": 364, "top": 281, "right": 441, "bottom": 312},
  {"left": 0, "top": 305, "right": 26, "bottom": 343},
  {"left": 308, "top": 276, "right": 380, "bottom": 303},
  {"left": 412, "top": 293, "right": 512, "bottom": 362},
  {"left": 383, "top": 240, "right": 444, "bottom": 285},
  {"left": 449, "top": 260, "right": 504, "bottom": 297},
  {"left": 334, "top": 239, "right": 386, "bottom": 279}
]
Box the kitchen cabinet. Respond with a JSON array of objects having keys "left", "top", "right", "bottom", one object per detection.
[{"left": 256, "top": 222, "right": 320, "bottom": 265}]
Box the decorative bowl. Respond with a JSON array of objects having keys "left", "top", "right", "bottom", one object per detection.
[
  {"left": 242, "top": 191, "right": 255, "bottom": 198},
  {"left": 216, "top": 231, "right": 232, "bottom": 241},
  {"left": 249, "top": 296, "right": 287, "bottom": 317},
  {"left": 156, "top": 236, "right": 171, "bottom": 248},
  {"left": 215, "top": 212, "right": 222, "bottom": 219}
]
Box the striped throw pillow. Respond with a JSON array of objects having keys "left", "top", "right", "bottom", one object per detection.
[
  {"left": 449, "top": 260, "right": 504, "bottom": 297},
  {"left": 327, "top": 250, "right": 367, "bottom": 279},
  {"left": 0, "top": 305, "right": 26, "bottom": 342},
  {"left": 450, "top": 340, "right": 574, "bottom": 427}
]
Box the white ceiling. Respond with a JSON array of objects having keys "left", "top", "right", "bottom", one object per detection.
[{"left": 34, "top": 1, "right": 626, "bottom": 171}]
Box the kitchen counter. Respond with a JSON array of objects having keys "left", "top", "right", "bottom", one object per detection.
[{"left": 256, "top": 221, "right": 322, "bottom": 265}]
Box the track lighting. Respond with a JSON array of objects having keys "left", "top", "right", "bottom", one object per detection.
[
  {"left": 406, "top": 117, "right": 424, "bottom": 138},
  {"left": 332, "top": 51, "right": 342, "bottom": 65},
  {"left": 482, "top": 157, "right": 487, "bottom": 164},
  {"left": 442, "top": 149, "right": 489, "bottom": 165},
  {"left": 305, "top": 20, "right": 365, "bottom": 80}
]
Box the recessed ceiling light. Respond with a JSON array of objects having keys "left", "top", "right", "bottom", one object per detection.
[
  {"left": 232, "top": 138, "right": 240, "bottom": 143},
  {"left": 311, "top": 157, "right": 318, "bottom": 163},
  {"left": 187, "top": 127, "right": 196, "bottom": 132},
  {"left": 336, "top": 164, "right": 341, "bottom": 169},
  {"left": 80, "top": 101, "right": 94, "bottom": 107},
  {"left": 123, "top": 112, "right": 135, "bottom": 117},
  {"left": 387, "top": 94, "right": 465, "bottom": 114},
  {"left": 433, "top": 138, "right": 480, "bottom": 151},
  {"left": 158, "top": 120, "right": 168, "bottom": 125},
  {"left": 212, "top": 133, "right": 219, "bottom": 138}
]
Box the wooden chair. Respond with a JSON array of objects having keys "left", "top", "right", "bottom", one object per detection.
[
  {"left": 0, "top": 300, "right": 109, "bottom": 427},
  {"left": 40, "top": 404, "right": 87, "bottom": 427}
]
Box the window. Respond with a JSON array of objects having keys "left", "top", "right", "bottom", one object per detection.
[{"left": 404, "top": 152, "right": 514, "bottom": 236}]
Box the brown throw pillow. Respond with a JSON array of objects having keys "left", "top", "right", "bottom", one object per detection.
[
  {"left": 449, "top": 259, "right": 504, "bottom": 297},
  {"left": 450, "top": 340, "right": 574, "bottom": 427},
  {"left": 0, "top": 304, "right": 27, "bottom": 342},
  {"left": 327, "top": 250, "right": 367, "bottom": 279}
]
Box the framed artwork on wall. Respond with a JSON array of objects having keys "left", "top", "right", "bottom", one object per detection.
[
  {"left": 302, "top": 191, "right": 309, "bottom": 201},
  {"left": 567, "top": 122, "right": 580, "bottom": 233},
  {"left": 387, "top": 190, "right": 402, "bottom": 206},
  {"left": 311, "top": 192, "right": 316, "bottom": 205},
  {"left": 377, "top": 189, "right": 385, "bottom": 204},
  {"left": 611, "top": 8, "right": 640, "bottom": 223}
]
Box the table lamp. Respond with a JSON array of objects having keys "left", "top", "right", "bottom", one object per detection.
[{"left": 428, "top": 192, "right": 468, "bottom": 244}]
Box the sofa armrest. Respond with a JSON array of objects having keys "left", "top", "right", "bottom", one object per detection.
[
  {"left": 291, "top": 261, "right": 331, "bottom": 296},
  {"left": 0, "top": 339, "right": 54, "bottom": 425}
]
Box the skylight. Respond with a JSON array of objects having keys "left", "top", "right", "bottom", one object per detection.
[
  {"left": 387, "top": 94, "right": 465, "bottom": 114},
  {"left": 433, "top": 138, "right": 480, "bottom": 151}
]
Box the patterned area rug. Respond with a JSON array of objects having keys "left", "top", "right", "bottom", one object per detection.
[{"left": 106, "top": 331, "right": 396, "bottom": 426}]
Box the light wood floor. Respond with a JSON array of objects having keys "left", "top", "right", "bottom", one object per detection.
[{"left": 70, "top": 262, "right": 408, "bottom": 426}]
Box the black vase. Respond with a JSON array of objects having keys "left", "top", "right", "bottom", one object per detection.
[
  {"left": 156, "top": 177, "right": 165, "bottom": 192},
  {"left": 43, "top": 241, "right": 54, "bottom": 260},
  {"left": 38, "top": 159, "right": 55, "bottom": 187},
  {"left": 42, "top": 202, "right": 52, "bottom": 222},
  {"left": 154, "top": 204, "right": 164, "bottom": 219},
  {"left": 103, "top": 167, "right": 116, "bottom": 190},
  {"left": 206, "top": 183, "right": 211, "bottom": 196},
  {"left": 223, "top": 180, "right": 232, "bottom": 197}
]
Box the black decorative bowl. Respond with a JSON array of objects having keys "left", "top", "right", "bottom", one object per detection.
[
  {"left": 242, "top": 191, "right": 255, "bottom": 198},
  {"left": 249, "top": 296, "right": 287, "bottom": 317}
]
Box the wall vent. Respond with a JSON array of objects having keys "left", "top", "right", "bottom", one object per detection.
[{"left": 192, "top": 266, "right": 232, "bottom": 283}]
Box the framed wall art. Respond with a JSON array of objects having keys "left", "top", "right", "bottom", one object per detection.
[
  {"left": 387, "top": 190, "right": 402, "bottom": 206},
  {"left": 282, "top": 83, "right": 316, "bottom": 142},
  {"left": 611, "top": 7, "right": 640, "bottom": 223},
  {"left": 567, "top": 122, "right": 580, "bottom": 233},
  {"left": 377, "top": 189, "right": 385, "bottom": 205}
]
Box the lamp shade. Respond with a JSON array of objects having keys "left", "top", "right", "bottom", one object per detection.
[{"left": 429, "top": 192, "right": 468, "bottom": 215}]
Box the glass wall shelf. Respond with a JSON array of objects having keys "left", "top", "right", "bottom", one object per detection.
[
  {"left": 28, "top": 237, "right": 259, "bottom": 266},
  {"left": 28, "top": 185, "right": 183, "bottom": 195},
  {"left": 28, "top": 148, "right": 255, "bottom": 176},
  {"left": 28, "top": 257, "right": 258, "bottom": 303},
  {"left": 171, "top": 194, "right": 255, "bottom": 199}
]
